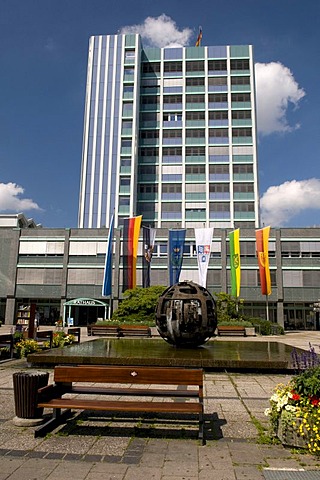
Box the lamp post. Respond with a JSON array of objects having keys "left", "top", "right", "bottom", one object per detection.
[{"left": 312, "top": 301, "right": 320, "bottom": 331}]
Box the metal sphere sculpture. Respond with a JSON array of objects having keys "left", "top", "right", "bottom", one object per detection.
[{"left": 155, "top": 281, "right": 217, "bottom": 347}]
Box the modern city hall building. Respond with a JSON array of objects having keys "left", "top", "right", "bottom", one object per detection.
[{"left": 78, "top": 34, "right": 259, "bottom": 230}]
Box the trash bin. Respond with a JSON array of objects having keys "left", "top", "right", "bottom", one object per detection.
[{"left": 13, "top": 371, "right": 49, "bottom": 421}]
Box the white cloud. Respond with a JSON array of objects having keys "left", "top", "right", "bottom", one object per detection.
[
  {"left": 260, "top": 179, "right": 320, "bottom": 226},
  {"left": 120, "top": 14, "right": 193, "bottom": 48},
  {"left": 255, "top": 62, "right": 305, "bottom": 135},
  {"left": 0, "top": 183, "right": 41, "bottom": 212}
]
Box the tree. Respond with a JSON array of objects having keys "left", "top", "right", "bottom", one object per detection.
[
  {"left": 214, "top": 292, "right": 244, "bottom": 323},
  {"left": 111, "top": 286, "right": 165, "bottom": 325}
]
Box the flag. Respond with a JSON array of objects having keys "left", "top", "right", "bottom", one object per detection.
[
  {"left": 142, "top": 226, "right": 156, "bottom": 288},
  {"left": 122, "top": 215, "right": 142, "bottom": 292},
  {"left": 102, "top": 214, "right": 114, "bottom": 297},
  {"left": 229, "top": 229, "right": 241, "bottom": 297},
  {"left": 195, "top": 227, "right": 213, "bottom": 288},
  {"left": 256, "top": 226, "right": 271, "bottom": 295},
  {"left": 169, "top": 229, "right": 186, "bottom": 286},
  {"left": 195, "top": 27, "right": 202, "bottom": 47}
]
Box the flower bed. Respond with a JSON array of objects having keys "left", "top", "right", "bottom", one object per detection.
[{"left": 265, "top": 366, "right": 320, "bottom": 455}]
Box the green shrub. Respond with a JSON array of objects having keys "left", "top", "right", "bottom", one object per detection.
[
  {"left": 111, "top": 286, "right": 165, "bottom": 325},
  {"left": 246, "top": 317, "right": 284, "bottom": 335},
  {"left": 218, "top": 319, "right": 253, "bottom": 327}
]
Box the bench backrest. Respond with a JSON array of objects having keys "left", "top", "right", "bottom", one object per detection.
[{"left": 53, "top": 365, "right": 203, "bottom": 388}]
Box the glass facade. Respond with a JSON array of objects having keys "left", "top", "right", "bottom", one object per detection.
[{"left": 78, "top": 34, "right": 259, "bottom": 230}]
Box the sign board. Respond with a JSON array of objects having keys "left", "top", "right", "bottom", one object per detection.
[{"left": 67, "top": 317, "right": 74, "bottom": 327}]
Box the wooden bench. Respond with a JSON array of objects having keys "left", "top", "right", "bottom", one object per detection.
[
  {"left": 0, "top": 334, "right": 14, "bottom": 359},
  {"left": 35, "top": 330, "right": 53, "bottom": 348},
  {"left": 217, "top": 326, "right": 246, "bottom": 336},
  {"left": 118, "top": 325, "right": 151, "bottom": 338},
  {"left": 87, "top": 324, "right": 119, "bottom": 336},
  {"left": 87, "top": 324, "right": 151, "bottom": 338},
  {"left": 35, "top": 365, "right": 205, "bottom": 444},
  {"left": 67, "top": 327, "right": 81, "bottom": 343}
]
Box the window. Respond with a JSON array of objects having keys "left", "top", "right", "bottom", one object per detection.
[
  {"left": 186, "top": 165, "right": 205, "bottom": 175},
  {"left": 141, "top": 95, "right": 159, "bottom": 105},
  {"left": 209, "top": 165, "right": 229, "bottom": 174},
  {"left": 208, "top": 77, "right": 227, "bottom": 86},
  {"left": 163, "top": 113, "right": 182, "bottom": 122},
  {"left": 186, "top": 111, "right": 205, "bottom": 121},
  {"left": 233, "top": 165, "right": 253, "bottom": 174},
  {"left": 233, "top": 183, "right": 254, "bottom": 193},
  {"left": 232, "top": 111, "right": 251, "bottom": 120},
  {"left": 120, "top": 158, "right": 131, "bottom": 167},
  {"left": 142, "top": 62, "right": 160, "bottom": 73},
  {"left": 125, "top": 49, "right": 135, "bottom": 59},
  {"left": 164, "top": 62, "right": 182, "bottom": 73},
  {"left": 123, "top": 85, "right": 134, "bottom": 93},
  {"left": 186, "top": 61, "right": 205, "bottom": 72},
  {"left": 121, "top": 139, "right": 132, "bottom": 148},
  {"left": 140, "top": 130, "right": 159, "bottom": 139},
  {"left": 209, "top": 184, "right": 229, "bottom": 193},
  {"left": 209, "top": 129, "right": 228, "bottom": 137},
  {"left": 208, "top": 60, "right": 227, "bottom": 71},
  {"left": 208, "top": 93, "right": 228, "bottom": 102},
  {"left": 186, "top": 146, "right": 205, "bottom": 156},
  {"left": 163, "top": 130, "right": 182, "bottom": 138},
  {"left": 120, "top": 177, "right": 130, "bottom": 186},
  {"left": 163, "top": 147, "right": 182, "bottom": 156},
  {"left": 139, "top": 184, "right": 158, "bottom": 194},
  {"left": 232, "top": 128, "right": 252, "bottom": 137},
  {"left": 163, "top": 95, "right": 182, "bottom": 104},
  {"left": 231, "top": 93, "right": 251, "bottom": 102},
  {"left": 231, "top": 76, "right": 250, "bottom": 85},
  {"left": 234, "top": 203, "right": 254, "bottom": 212},
  {"left": 186, "top": 77, "right": 205, "bottom": 86},
  {"left": 230, "top": 59, "right": 250, "bottom": 71},
  {"left": 186, "top": 129, "right": 205, "bottom": 138},
  {"left": 209, "top": 111, "right": 228, "bottom": 120},
  {"left": 186, "top": 94, "right": 205, "bottom": 103},
  {"left": 122, "top": 120, "right": 132, "bottom": 129},
  {"left": 210, "top": 203, "right": 229, "bottom": 212},
  {"left": 119, "top": 197, "right": 130, "bottom": 206},
  {"left": 138, "top": 165, "right": 157, "bottom": 176},
  {"left": 139, "top": 147, "right": 159, "bottom": 157}
]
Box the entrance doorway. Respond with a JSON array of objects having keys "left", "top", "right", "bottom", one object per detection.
[{"left": 63, "top": 298, "right": 109, "bottom": 327}]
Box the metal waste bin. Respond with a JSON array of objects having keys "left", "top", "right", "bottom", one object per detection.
[{"left": 13, "top": 371, "right": 49, "bottom": 419}]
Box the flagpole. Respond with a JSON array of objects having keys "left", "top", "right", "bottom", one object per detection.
[{"left": 265, "top": 295, "right": 269, "bottom": 322}]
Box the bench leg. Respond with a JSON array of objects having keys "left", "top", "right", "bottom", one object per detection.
[
  {"left": 199, "top": 411, "right": 205, "bottom": 446},
  {"left": 34, "top": 408, "right": 72, "bottom": 438}
]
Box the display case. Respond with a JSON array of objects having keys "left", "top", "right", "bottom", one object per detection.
[{"left": 16, "top": 304, "right": 31, "bottom": 326}]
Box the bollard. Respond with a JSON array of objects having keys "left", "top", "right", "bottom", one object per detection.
[{"left": 12, "top": 371, "right": 49, "bottom": 426}]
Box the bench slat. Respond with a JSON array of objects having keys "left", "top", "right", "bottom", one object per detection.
[
  {"left": 64, "top": 386, "right": 199, "bottom": 398},
  {"left": 54, "top": 366, "right": 203, "bottom": 386},
  {"left": 38, "top": 398, "right": 202, "bottom": 414}
]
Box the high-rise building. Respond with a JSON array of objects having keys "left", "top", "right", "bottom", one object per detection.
[{"left": 78, "top": 34, "right": 259, "bottom": 229}]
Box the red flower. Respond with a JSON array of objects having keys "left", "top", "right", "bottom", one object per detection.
[
  {"left": 292, "top": 393, "right": 301, "bottom": 401},
  {"left": 310, "top": 396, "right": 320, "bottom": 406}
]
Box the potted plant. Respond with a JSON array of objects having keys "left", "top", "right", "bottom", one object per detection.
[{"left": 265, "top": 365, "right": 320, "bottom": 455}]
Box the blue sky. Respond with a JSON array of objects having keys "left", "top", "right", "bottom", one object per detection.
[{"left": 0, "top": 0, "right": 319, "bottom": 228}]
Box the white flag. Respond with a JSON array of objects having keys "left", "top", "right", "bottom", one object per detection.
[{"left": 195, "top": 228, "right": 214, "bottom": 288}]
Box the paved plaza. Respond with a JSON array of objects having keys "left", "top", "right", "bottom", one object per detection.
[{"left": 0, "top": 329, "right": 319, "bottom": 479}]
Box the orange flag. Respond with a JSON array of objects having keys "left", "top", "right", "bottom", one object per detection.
[{"left": 256, "top": 226, "right": 271, "bottom": 295}]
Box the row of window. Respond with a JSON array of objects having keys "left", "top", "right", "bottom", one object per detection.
[
  {"left": 141, "top": 59, "right": 249, "bottom": 74},
  {"left": 139, "top": 146, "right": 252, "bottom": 157},
  {"left": 140, "top": 93, "right": 250, "bottom": 104},
  {"left": 138, "top": 183, "right": 254, "bottom": 194},
  {"left": 139, "top": 128, "right": 252, "bottom": 139},
  {"left": 136, "top": 164, "right": 253, "bottom": 175}
]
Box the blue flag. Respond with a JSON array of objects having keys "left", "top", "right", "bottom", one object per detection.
[
  {"left": 169, "top": 229, "right": 186, "bottom": 285},
  {"left": 102, "top": 214, "right": 114, "bottom": 296}
]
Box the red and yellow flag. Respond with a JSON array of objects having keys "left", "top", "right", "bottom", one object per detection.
[
  {"left": 256, "top": 226, "right": 271, "bottom": 296},
  {"left": 122, "top": 215, "right": 142, "bottom": 292},
  {"left": 195, "top": 27, "right": 202, "bottom": 47}
]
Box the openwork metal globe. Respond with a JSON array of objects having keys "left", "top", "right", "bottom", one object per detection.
[{"left": 155, "top": 281, "right": 217, "bottom": 347}]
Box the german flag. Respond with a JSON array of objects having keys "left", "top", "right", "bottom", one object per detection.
[
  {"left": 256, "top": 226, "right": 271, "bottom": 296},
  {"left": 122, "top": 216, "right": 142, "bottom": 292},
  {"left": 195, "top": 27, "right": 202, "bottom": 47}
]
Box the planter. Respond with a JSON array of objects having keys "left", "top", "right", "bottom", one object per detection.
[
  {"left": 245, "top": 327, "right": 256, "bottom": 336},
  {"left": 277, "top": 412, "right": 308, "bottom": 449}
]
